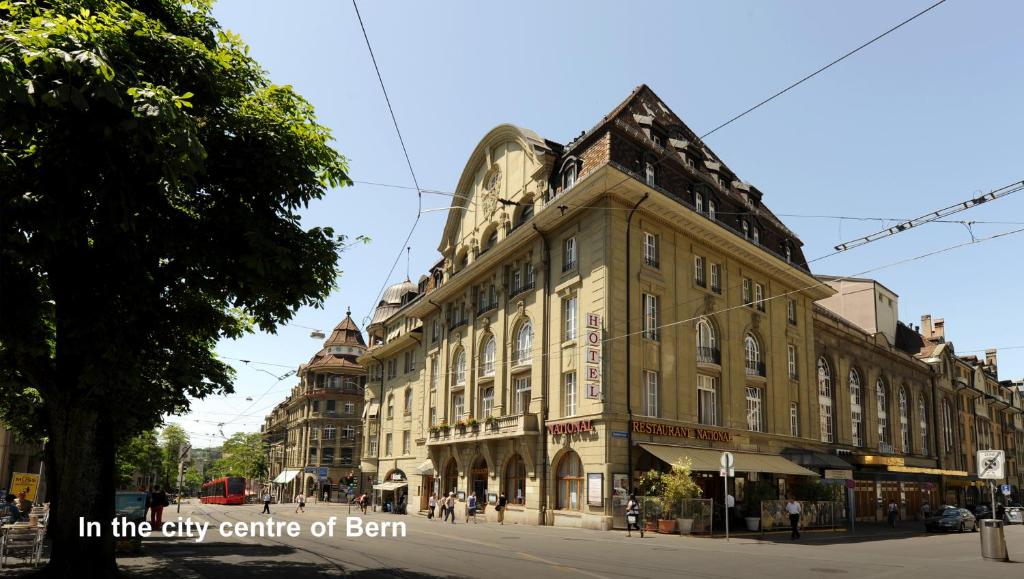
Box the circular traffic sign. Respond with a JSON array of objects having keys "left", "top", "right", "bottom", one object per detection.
[{"left": 720, "top": 451, "right": 734, "bottom": 469}]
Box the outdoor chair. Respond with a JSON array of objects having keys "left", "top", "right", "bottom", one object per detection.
[{"left": 0, "top": 525, "right": 44, "bottom": 569}]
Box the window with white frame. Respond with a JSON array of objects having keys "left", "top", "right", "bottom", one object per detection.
[
  {"left": 310, "top": 427, "right": 319, "bottom": 441},
  {"left": 899, "top": 387, "right": 910, "bottom": 453},
  {"left": 742, "top": 221, "right": 750, "bottom": 239},
  {"left": 323, "top": 425, "right": 336, "bottom": 440},
  {"left": 643, "top": 232, "right": 659, "bottom": 267},
  {"left": 744, "top": 334, "right": 761, "bottom": 376},
  {"left": 742, "top": 278, "right": 752, "bottom": 305},
  {"left": 385, "top": 433, "right": 392, "bottom": 456},
  {"left": 515, "top": 321, "right": 533, "bottom": 365},
  {"left": 562, "top": 164, "right": 577, "bottom": 190},
  {"left": 787, "top": 345, "right": 798, "bottom": 379},
  {"left": 404, "top": 388, "right": 413, "bottom": 414},
  {"left": 480, "top": 336, "right": 496, "bottom": 377},
  {"left": 452, "top": 393, "right": 464, "bottom": 420},
  {"left": 386, "top": 396, "right": 394, "bottom": 419},
  {"left": 513, "top": 376, "right": 531, "bottom": 414},
  {"left": 697, "top": 318, "right": 717, "bottom": 364},
  {"left": 918, "top": 397, "right": 929, "bottom": 455},
  {"left": 697, "top": 374, "right": 717, "bottom": 426},
  {"left": 694, "top": 255, "right": 706, "bottom": 287},
  {"left": 453, "top": 350, "right": 466, "bottom": 386},
  {"left": 708, "top": 200, "right": 716, "bottom": 220},
  {"left": 564, "top": 372, "right": 577, "bottom": 417},
  {"left": 754, "top": 283, "right": 765, "bottom": 311},
  {"left": 850, "top": 369, "right": 863, "bottom": 447},
  {"left": 817, "top": 357, "right": 834, "bottom": 443},
  {"left": 563, "top": 237, "right": 577, "bottom": 272},
  {"left": 790, "top": 403, "right": 800, "bottom": 437},
  {"left": 344, "top": 402, "right": 355, "bottom": 414},
  {"left": 746, "top": 387, "right": 764, "bottom": 432},
  {"left": 787, "top": 299, "right": 797, "bottom": 324},
  {"left": 367, "top": 435, "right": 378, "bottom": 457},
  {"left": 643, "top": 370, "right": 659, "bottom": 417},
  {"left": 642, "top": 294, "right": 659, "bottom": 341},
  {"left": 480, "top": 386, "right": 494, "bottom": 418},
  {"left": 942, "top": 399, "right": 954, "bottom": 453},
  {"left": 877, "top": 379, "right": 889, "bottom": 446},
  {"left": 563, "top": 295, "right": 578, "bottom": 341},
  {"left": 645, "top": 162, "right": 655, "bottom": 185},
  {"left": 430, "top": 356, "right": 439, "bottom": 390},
  {"left": 343, "top": 425, "right": 355, "bottom": 439},
  {"left": 785, "top": 244, "right": 792, "bottom": 263},
  {"left": 695, "top": 192, "right": 704, "bottom": 213},
  {"left": 402, "top": 431, "right": 410, "bottom": 455},
  {"left": 710, "top": 263, "right": 721, "bottom": 293},
  {"left": 752, "top": 226, "right": 760, "bottom": 245}
]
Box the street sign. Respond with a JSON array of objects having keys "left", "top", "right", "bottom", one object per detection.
[
  {"left": 611, "top": 431, "right": 628, "bottom": 438},
  {"left": 720, "top": 452, "right": 734, "bottom": 470},
  {"left": 179, "top": 443, "right": 192, "bottom": 462},
  {"left": 825, "top": 469, "right": 853, "bottom": 480},
  {"left": 977, "top": 450, "right": 1006, "bottom": 479},
  {"left": 718, "top": 467, "right": 734, "bottom": 477},
  {"left": 1001, "top": 484, "right": 1012, "bottom": 496}
]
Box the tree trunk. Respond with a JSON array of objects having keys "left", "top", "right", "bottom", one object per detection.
[{"left": 37, "top": 400, "right": 118, "bottom": 578}]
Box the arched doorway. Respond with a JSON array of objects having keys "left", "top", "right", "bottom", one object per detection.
[
  {"left": 470, "top": 456, "right": 489, "bottom": 507},
  {"left": 443, "top": 459, "right": 459, "bottom": 495}
]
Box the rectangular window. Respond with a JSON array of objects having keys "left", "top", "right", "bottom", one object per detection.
[
  {"left": 340, "top": 448, "right": 353, "bottom": 465},
  {"left": 695, "top": 193, "right": 703, "bottom": 213},
  {"left": 643, "top": 370, "right": 659, "bottom": 418},
  {"left": 563, "top": 295, "right": 578, "bottom": 341},
  {"left": 323, "top": 425, "right": 336, "bottom": 440},
  {"left": 564, "top": 372, "right": 577, "bottom": 417},
  {"left": 511, "top": 269, "right": 522, "bottom": 294},
  {"left": 708, "top": 200, "right": 716, "bottom": 221},
  {"left": 452, "top": 393, "right": 464, "bottom": 420},
  {"left": 787, "top": 345, "right": 797, "bottom": 379},
  {"left": 645, "top": 162, "right": 655, "bottom": 186},
  {"left": 694, "top": 256, "right": 706, "bottom": 287},
  {"left": 429, "top": 405, "right": 437, "bottom": 427},
  {"left": 368, "top": 435, "right": 378, "bottom": 457},
  {"left": 754, "top": 283, "right": 765, "bottom": 311},
  {"left": 525, "top": 262, "right": 535, "bottom": 287},
  {"left": 787, "top": 299, "right": 797, "bottom": 325},
  {"left": 790, "top": 403, "right": 800, "bottom": 437},
  {"left": 344, "top": 402, "right": 355, "bottom": 414},
  {"left": 710, "top": 263, "right": 721, "bottom": 293},
  {"left": 481, "top": 386, "right": 494, "bottom": 417},
  {"left": 430, "top": 357, "right": 439, "bottom": 390},
  {"left": 746, "top": 387, "right": 764, "bottom": 432},
  {"left": 643, "top": 232, "right": 659, "bottom": 267},
  {"left": 697, "top": 374, "right": 717, "bottom": 426},
  {"left": 642, "top": 293, "right": 659, "bottom": 341},
  {"left": 402, "top": 431, "right": 410, "bottom": 455},
  {"left": 310, "top": 427, "right": 319, "bottom": 441},
  {"left": 326, "top": 400, "right": 336, "bottom": 413},
  {"left": 742, "top": 278, "right": 752, "bottom": 305},
  {"left": 385, "top": 433, "right": 393, "bottom": 456},
  {"left": 308, "top": 447, "right": 317, "bottom": 463},
  {"left": 513, "top": 376, "right": 531, "bottom": 415},
  {"left": 563, "top": 237, "right": 577, "bottom": 272}
]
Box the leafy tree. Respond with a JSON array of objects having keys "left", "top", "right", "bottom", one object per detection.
[
  {"left": 214, "top": 432, "right": 267, "bottom": 480},
  {"left": 182, "top": 466, "right": 203, "bottom": 497},
  {"left": 160, "top": 424, "right": 189, "bottom": 488},
  {"left": 0, "top": 1, "right": 349, "bottom": 575},
  {"left": 115, "top": 430, "right": 161, "bottom": 488}
]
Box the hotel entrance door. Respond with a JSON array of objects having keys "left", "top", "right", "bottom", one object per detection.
[{"left": 470, "top": 457, "right": 489, "bottom": 509}]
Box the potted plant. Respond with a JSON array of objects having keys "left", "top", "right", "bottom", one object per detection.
[
  {"left": 661, "top": 459, "right": 702, "bottom": 535},
  {"left": 467, "top": 417, "right": 480, "bottom": 429},
  {"left": 742, "top": 480, "right": 777, "bottom": 531},
  {"left": 636, "top": 470, "right": 665, "bottom": 532},
  {"left": 438, "top": 421, "right": 450, "bottom": 433},
  {"left": 428, "top": 425, "right": 439, "bottom": 435},
  {"left": 454, "top": 419, "right": 467, "bottom": 431},
  {"left": 485, "top": 415, "right": 499, "bottom": 428}
]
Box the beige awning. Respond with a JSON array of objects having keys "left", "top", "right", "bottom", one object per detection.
[
  {"left": 372, "top": 481, "right": 408, "bottom": 491},
  {"left": 272, "top": 468, "right": 301, "bottom": 484},
  {"left": 362, "top": 400, "right": 380, "bottom": 419},
  {"left": 414, "top": 459, "right": 434, "bottom": 474},
  {"left": 639, "top": 444, "right": 818, "bottom": 477}
]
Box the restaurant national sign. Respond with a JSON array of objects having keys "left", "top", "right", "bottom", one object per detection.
[{"left": 631, "top": 420, "right": 733, "bottom": 442}]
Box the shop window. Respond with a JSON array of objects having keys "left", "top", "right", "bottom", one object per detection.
[
  {"left": 817, "top": 357, "right": 833, "bottom": 443},
  {"left": 505, "top": 454, "right": 527, "bottom": 505},
  {"left": 557, "top": 452, "right": 584, "bottom": 511},
  {"left": 850, "top": 369, "right": 862, "bottom": 447}
]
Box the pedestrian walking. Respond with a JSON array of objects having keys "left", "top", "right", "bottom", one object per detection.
[
  {"left": 150, "top": 485, "right": 168, "bottom": 526},
  {"left": 428, "top": 493, "right": 437, "bottom": 520},
  {"left": 295, "top": 492, "right": 306, "bottom": 513},
  {"left": 262, "top": 490, "right": 272, "bottom": 514},
  {"left": 443, "top": 492, "right": 456, "bottom": 524},
  {"left": 496, "top": 492, "right": 507, "bottom": 525},
  {"left": 921, "top": 502, "right": 932, "bottom": 520},
  {"left": 626, "top": 493, "right": 642, "bottom": 537},
  {"left": 785, "top": 496, "right": 801, "bottom": 540},
  {"left": 323, "top": 490, "right": 330, "bottom": 503},
  {"left": 888, "top": 500, "right": 899, "bottom": 528},
  {"left": 466, "top": 493, "right": 477, "bottom": 524},
  {"left": 359, "top": 493, "right": 369, "bottom": 514}
]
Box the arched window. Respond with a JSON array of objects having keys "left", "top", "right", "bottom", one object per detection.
[
  {"left": 444, "top": 459, "right": 458, "bottom": 495},
  {"left": 849, "top": 369, "right": 863, "bottom": 447},
  {"left": 505, "top": 454, "right": 527, "bottom": 505},
  {"left": 453, "top": 349, "right": 466, "bottom": 386},
  {"left": 556, "top": 452, "right": 583, "bottom": 511},
  {"left": 403, "top": 388, "right": 413, "bottom": 414},
  {"left": 899, "top": 387, "right": 910, "bottom": 453},
  {"left": 877, "top": 379, "right": 889, "bottom": 447},
  {"left": 386, "top": 394, "right": 395, "bottom": 419},
  {"left": 696, "top": 318, "right": 717, "bottom": 364},
  {"left": 942, "top": 399, "right": 954, "bottom": 453},
  {"left": 479, "top": 336, "right": 496, "bottom": 377},
  {"left": 817, "top": 357, "right": 833, "bottom": 443},
  {"left": 744, "top": 334, "right": 762, "bottom": 376},
  {"left": 514, "top": 321, "right": 533, "bottom": 366},
  {"left": 517, "top": 201, "right": 534, "bottom": 227},
  {"left": 484, "top": 229, "right": 498, "bottom": 252},
  {"left": 918, "top": 396, "right": 929, "bottom": 455}
]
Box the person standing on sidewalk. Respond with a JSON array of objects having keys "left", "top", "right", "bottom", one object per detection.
[
  {"left": 496, "top": 492, "right": 507, "bottom": 525},
  {"left": 887, "top": 500, "right": 899, "bottom": 528},
  {"left": 428, "top": 493, "right": 437, "bottom": 520},
  {"left": 295, "top": 492, "right": 306, "bottom": 513},
  {"left": 626, "top": 494, "right": 641, "bottom": 537},
  {"left": 466, "top": 493, "right": 477, "bottom": 524},
  {"left": 262, "top": 490, "right": 272, "bottom": 514},
  {"left": 150, "top": 485, "right": 168, "bottom": 526},
  {"left": 785, "top": 496, "right": 801, "bottom": 540}
]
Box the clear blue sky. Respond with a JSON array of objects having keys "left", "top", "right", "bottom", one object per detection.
[{"left": 170, "top": 0, "right": 1024, "bottom": 445}]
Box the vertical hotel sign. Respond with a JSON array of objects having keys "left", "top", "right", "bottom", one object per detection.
[{"left": 585, "top": 312, "right": 602, "bottom": 399}]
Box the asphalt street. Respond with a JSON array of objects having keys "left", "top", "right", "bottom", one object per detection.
[{"left": 112, "top": 502, "right": 1024, "bottom": 579}]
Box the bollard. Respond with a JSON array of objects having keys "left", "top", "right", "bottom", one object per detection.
[{"left": 979, "top": 519, "right": 1009, "bottom": 562}]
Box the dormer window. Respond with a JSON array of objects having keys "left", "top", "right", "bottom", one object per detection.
[
  {"left": 459, "top": 253, "right": 468, "bottom": 270},
  {"left": 708, "top": 200, "right": 716, "bottom": 221},
  {"left": 562, "top": 163, "right": 577, "bottom": 191},
  {"left": 645, "top": 162, "right": 656, "bottom": 186},
  {"left": 784, "top": 243, "right": 792, "bottom": 263},
  {"left": 484, "top": 230, "right": 498, "bottom": 252},
  {"left": 695, "top": 192, "right": 703, "bottom": 213},
  {"left": 752, "top": 226, "right": 760, "bottom": 245},
  {"left": 742, "top": 221, "right": 750, "bottom": 239}
]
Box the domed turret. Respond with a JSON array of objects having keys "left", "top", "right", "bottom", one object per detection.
[{"left": 370, "top": 279, "right": 417, "bottom": 326}]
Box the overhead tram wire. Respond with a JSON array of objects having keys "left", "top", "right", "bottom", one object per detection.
[{"left": 353, "top": 0, "right": 427, "bottom": 323}]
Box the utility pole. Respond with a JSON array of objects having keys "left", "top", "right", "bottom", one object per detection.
[{"left": 177, "top": 443, "right": 191, "bottom": 514}]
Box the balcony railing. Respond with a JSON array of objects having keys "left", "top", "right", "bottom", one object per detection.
[
  {"left": 745, "top": 360, "right": 766, "bottom": 377},
  {"left": 509, "top": 281, "right": 535, "bottom": 299},
  {"left": 697, "top": 346, "right": 721, "bottom": 365},
  {"left": 449, "top": 317, "right": 468, "bottom": 332},
  {"left": 879, "top": 442, "right": 896, "bottom": 455},
  {"left": 427, "top": 413, "right": 540, "bottom": 446},
  {"left": 477, "top": 301, "right": 497, "bottom": 316}
]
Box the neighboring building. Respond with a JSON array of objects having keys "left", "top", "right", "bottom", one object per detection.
[
  {"left": 0, "top": 423, "right": 44, "bottom": 497},
  {"left": 357, "top": 85, "right": 1023, "bottom": 529},
  {"left": 263, "top": 309, "right": 367, "bottom": 501}
]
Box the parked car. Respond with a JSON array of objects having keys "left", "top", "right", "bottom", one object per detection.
[
  {"left": 970, "top": 504, "right": 993, "bottom": 520},
  {"left": 924, "top": 506, "right": 978, "bottom": 532},
  {"left": 1002, "top": 503, "right": 1023, "bottom": 525}
]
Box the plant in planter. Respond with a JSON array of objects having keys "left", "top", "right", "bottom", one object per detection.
[
  {"left": 742, "top": 480, "right": 778, "bottom": 531},
  {"left": 485, "top": 415, "right": 499, "bottom": 428},
  {"left": 428, "top": 425, "right": 440, "bottom": 435},
  {"left": 466, "top": 417, "right": 480, "bottom": 428},
  {"left": 453, "top": 419, "right": 467, "bottom": 430},
  {"left": 636, "top": 470, "right": 665, "bottom": 531},
  {"left": 661, "top": 459, "right": 702, "bottom": 535},
  {"left": 438, "top": 421, "right": 451, "bottom": 432}
]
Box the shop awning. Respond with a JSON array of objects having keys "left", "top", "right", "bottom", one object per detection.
[
  {"left": 781, "top": 448, "right": 853, "bottom": 470},
  {"left": 414, "top": 459, "right": 434, "bottom": 474},
  {"left": 362, "top": 400, "right": 380, "bottom": 419},
  {"left": 639, "top": 444, "right": 818, "bottom": 477},
  {"left": 372, "top": 481, "right": 408, "bottom": 491},
  {"left": 272, "top": 468, "right": 301, "bottom": 484}
]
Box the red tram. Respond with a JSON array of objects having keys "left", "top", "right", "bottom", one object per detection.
[{"left": 200, "top": 476, "right": 247, "bottom": 505}]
